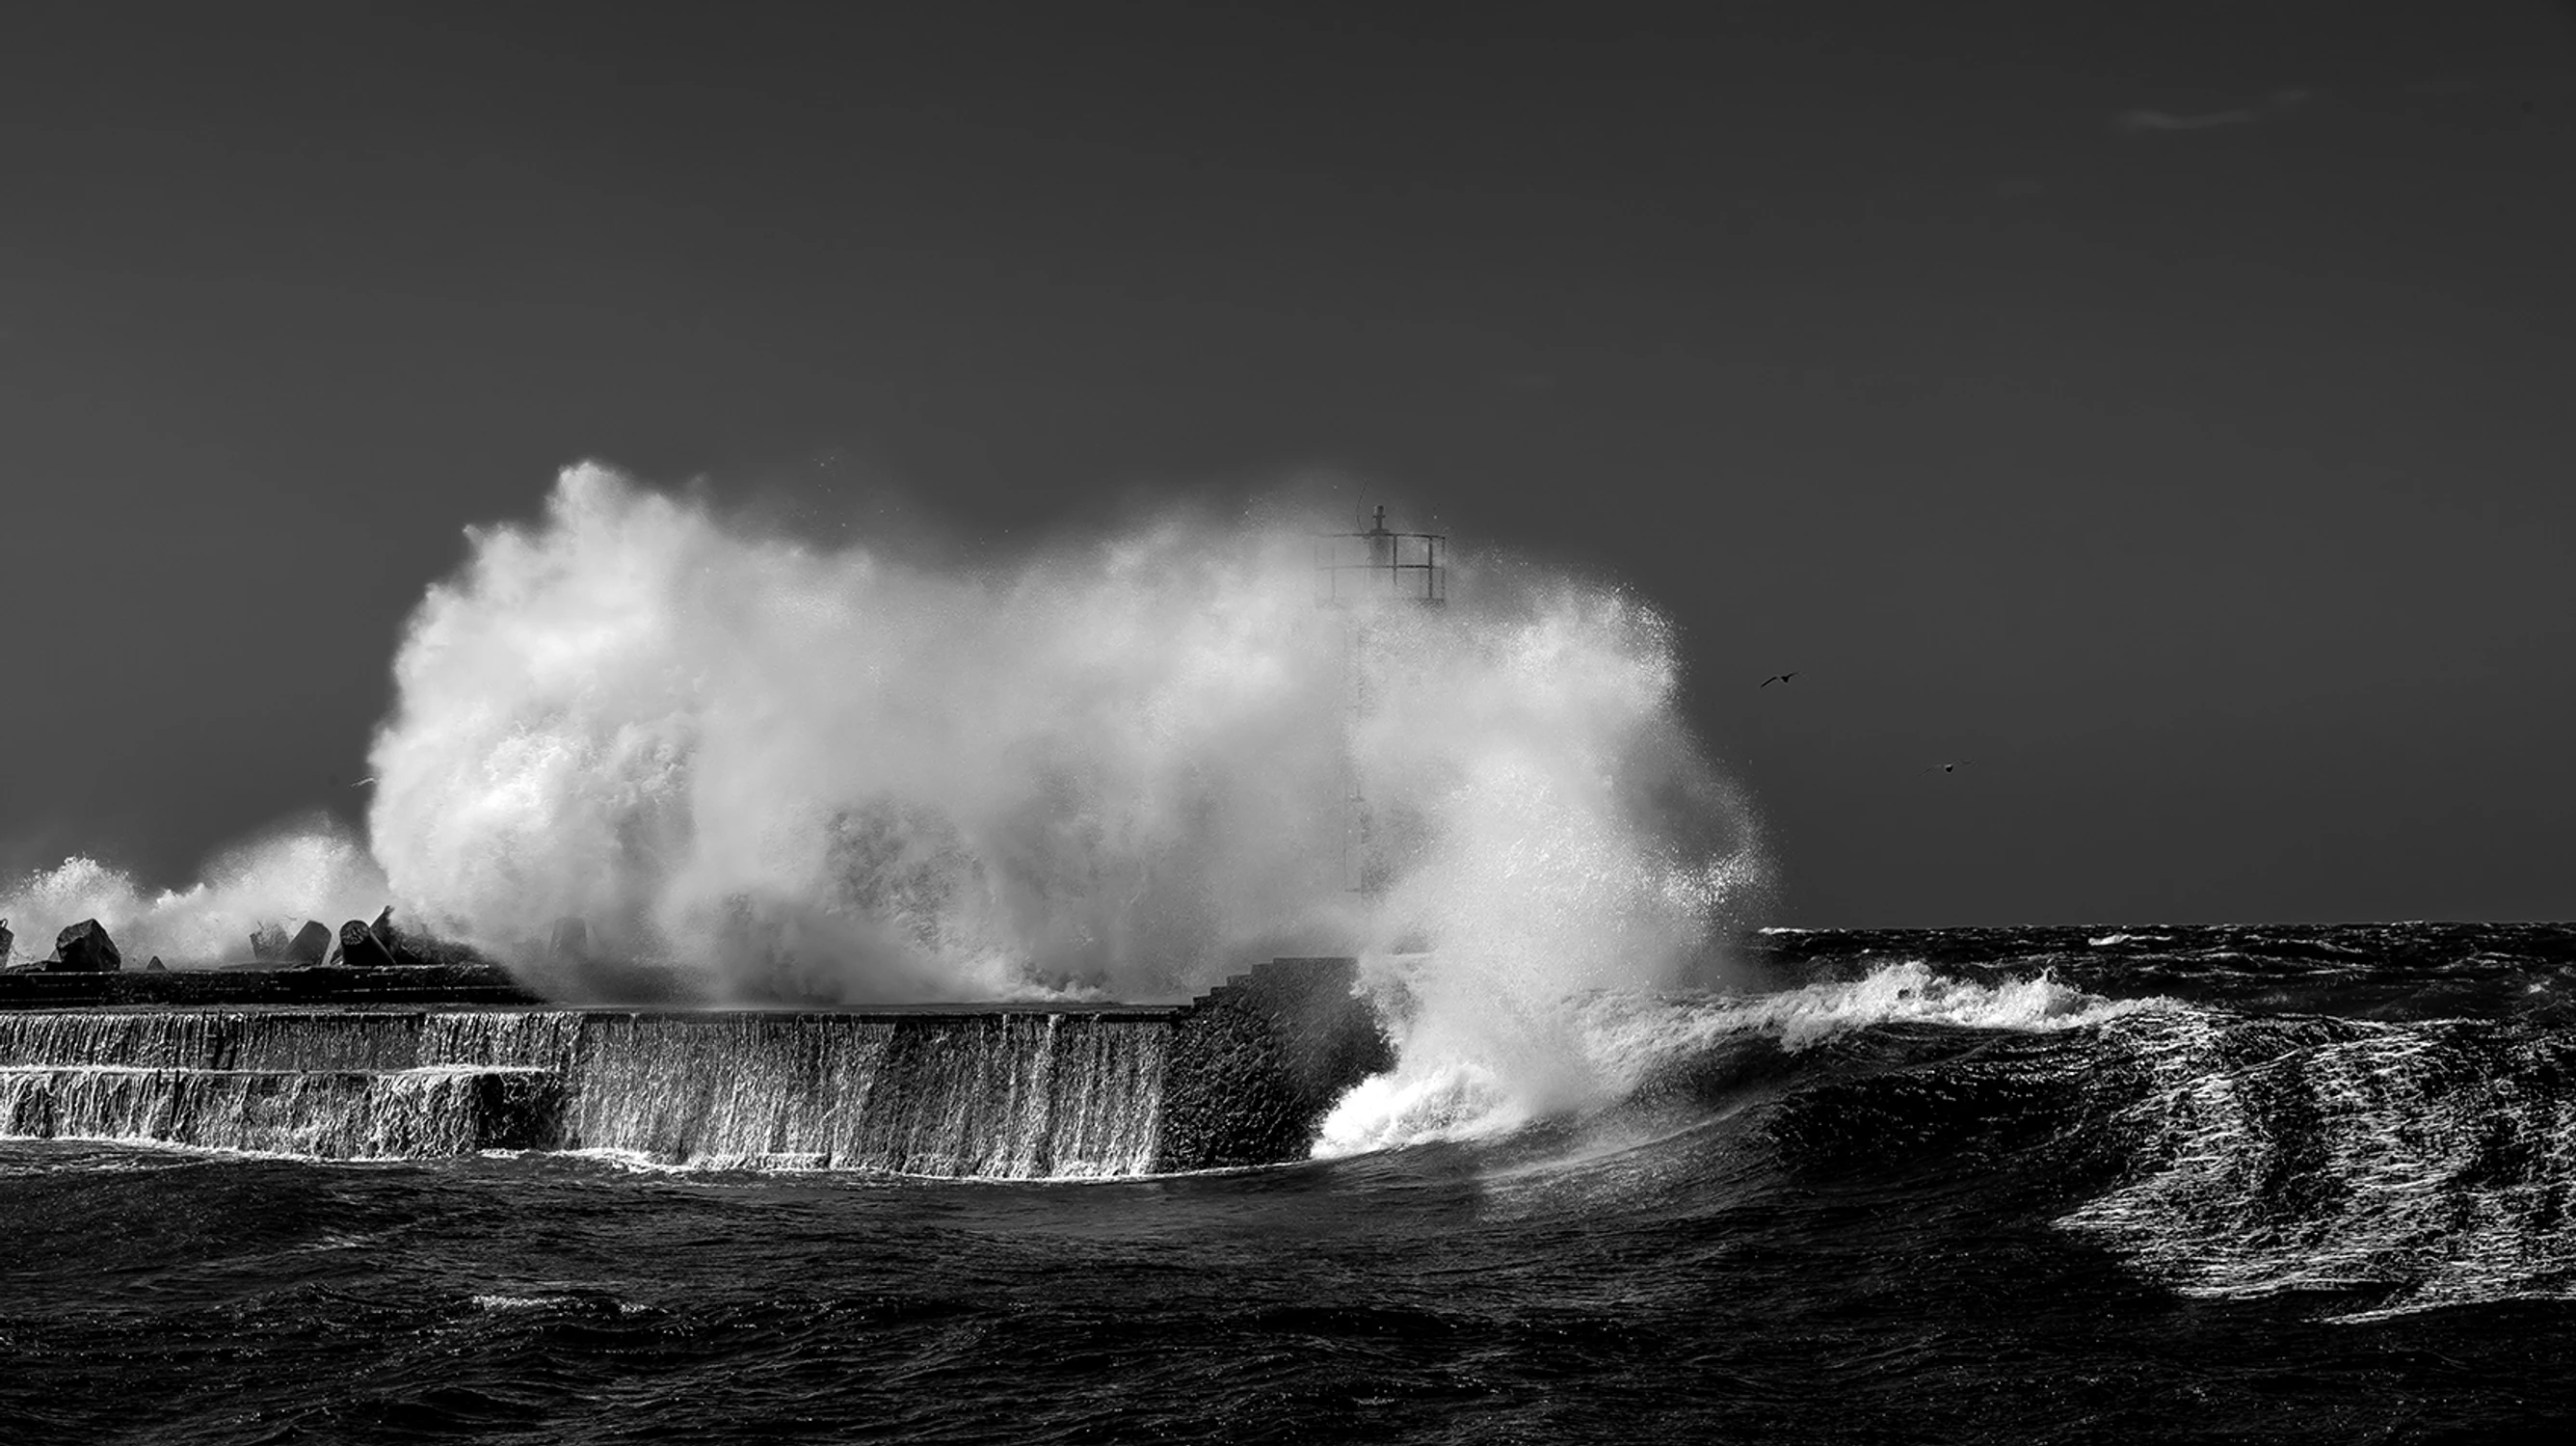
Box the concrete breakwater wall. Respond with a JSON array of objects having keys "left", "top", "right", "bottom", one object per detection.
[
  {"left": 0, "top": 958, "right": 1391, "bottom": 1176},
  {"left": 0, "top": 965, "right": 544, "bottom": 1009}
]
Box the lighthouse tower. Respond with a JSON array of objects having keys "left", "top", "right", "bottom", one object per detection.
[{"left": 1314, "top": 506, "right": 1447, "bottom": 897}]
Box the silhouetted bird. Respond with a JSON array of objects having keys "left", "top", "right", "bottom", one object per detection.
[
  {"left": 1761, "top": 672, "right": 1798, "bottom": 687},
  {"left": 1922, "top": 761, "right": 1971, "bottom": 774}
]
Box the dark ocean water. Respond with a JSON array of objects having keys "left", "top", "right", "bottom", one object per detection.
[{"left": 8, "top": 923, "right": 2576, "bottom": 1443}]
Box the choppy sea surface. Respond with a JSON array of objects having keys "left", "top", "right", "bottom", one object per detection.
[{"left": 8, "top": 922, "right": 2576, "bottom": 1443}]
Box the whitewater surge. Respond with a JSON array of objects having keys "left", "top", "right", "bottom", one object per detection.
[{"left": 1313, "top": 961, "right": 2154, "bottom": 1155}]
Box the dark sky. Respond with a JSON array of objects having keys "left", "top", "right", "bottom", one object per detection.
[{"left": 4, "top": 1, "right": 2572, "bottom": 926}]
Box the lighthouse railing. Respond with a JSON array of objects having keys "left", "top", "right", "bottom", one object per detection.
[{"left": 1312, "top": 530, "right": 1446, "bottom": 606}]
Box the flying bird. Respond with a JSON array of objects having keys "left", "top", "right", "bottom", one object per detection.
[
  {"left": 1922, "top": 761, "right": 1971, "bottom": 774},
  {"left": 1761, "top": 672, "right": 1799, "bottom": 688}
]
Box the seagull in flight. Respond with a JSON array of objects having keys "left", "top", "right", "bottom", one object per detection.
[
  {"left": 1922, "top": 761, "right": 1971, "bottom": 774},
  {"left": 1761, "top": 672, "right": 1799, "bottom": 688}
]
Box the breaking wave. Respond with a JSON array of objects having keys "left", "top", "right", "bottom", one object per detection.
[{"left": 1314, "top": 961, "right": 2150, "bottom": 1154}]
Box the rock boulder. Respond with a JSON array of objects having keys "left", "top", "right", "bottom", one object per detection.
[
  {"left": 333, "top": 919, "right": 398, "bottom": 969},
  {"left": 286, "top": 920, "right": 333, "bottom": 967},
  {"left": 1155, "top": 957, "right": 1392, "bottom": 1171},
  {"left": 548, "top": 917, "right": 592, "bottom": 962},
  {"left": 53, "top": 919, "right": 122, "bottom": 973}
]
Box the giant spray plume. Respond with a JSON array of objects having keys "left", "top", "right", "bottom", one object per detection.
[{"left": 362, "top": 463, "right": 1767, "bottom": 1131}]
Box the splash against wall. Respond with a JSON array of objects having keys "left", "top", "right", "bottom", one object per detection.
[
  {"left": 365, "top": 465, "right": 1767, "bottom": 1007},
  {"left": 7, "top": 462, "right": 1768, "bottom": 1138}
]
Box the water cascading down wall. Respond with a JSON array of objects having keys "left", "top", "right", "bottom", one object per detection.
[{"left": 0, "top": 959, "right": 1387, "bottom": 1177}]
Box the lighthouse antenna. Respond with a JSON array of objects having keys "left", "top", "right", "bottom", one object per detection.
[{"left": 1314, "top": 504, "right": 1447, "bottom": 897}]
